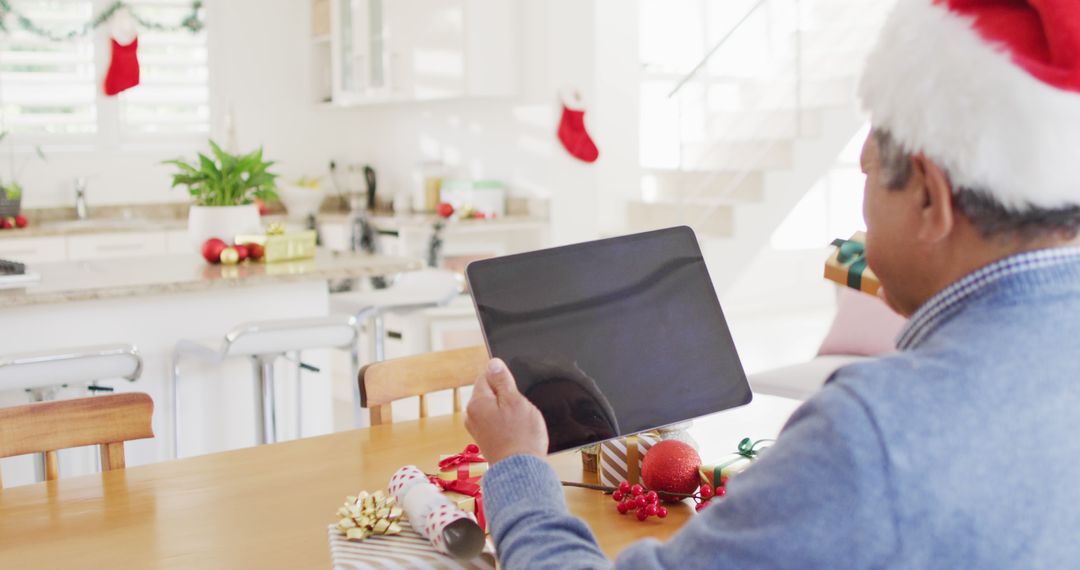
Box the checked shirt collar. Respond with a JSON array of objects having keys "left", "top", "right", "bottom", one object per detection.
[{"left": 896, "top": 247, "right": 1080, "bottom": 351}]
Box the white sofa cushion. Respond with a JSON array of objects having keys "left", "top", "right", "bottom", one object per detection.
[{"left": 748, "top": 355, "right": 867, "bottom": 401}]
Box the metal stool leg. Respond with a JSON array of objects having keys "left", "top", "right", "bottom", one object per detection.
[
  {"left": 170, "top": 351, "right": 183, "bottom": 458},
  {"left": 294, "top": 350, "right": 303, "bottom": 440},
  {"left": 252, "top": 356, "right": 277, "bottom": 445},
  {"left": 350, "top": 343, "right": 364, "bottom": 428},
  {"left": 372, "top": 313, "right": 386, "bottom": 362}
]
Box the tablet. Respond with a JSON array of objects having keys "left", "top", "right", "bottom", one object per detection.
[{"left": 466, "top": 226, "right": 752, "bottom": 454}]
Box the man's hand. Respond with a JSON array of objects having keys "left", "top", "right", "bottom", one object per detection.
[{"left": 465, "top": 358, "right": 548, "bottom": 464}]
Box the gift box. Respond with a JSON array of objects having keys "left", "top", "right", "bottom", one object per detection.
[
  {"left": 428, "top": 475, "right": 486, "bottom": 531},
  {"left": 436, "top": 444, "right": 489, "bottom": 482},
  {"left": 700, "top": 437, "right": 773, "bottom": 488},
  {"left": 235, "top": 226, "right": 316, "bottom": 263},
  {"left": 825, "top": 231, "right": 881, "bottom": 296},
  {"left": 598, "top": 432, "right": 660, "bottom": 488}
]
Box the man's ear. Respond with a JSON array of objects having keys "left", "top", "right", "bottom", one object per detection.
[{"left": 910, "top": 153, "right": 955, "bottom": 243}]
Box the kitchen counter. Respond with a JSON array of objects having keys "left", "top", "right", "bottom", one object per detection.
[
  {"left": 0, "top": 212, "right": 546, "bottom": 239},
  {"left": 0, "top": 250, "right": 421, "bottom": 308}
]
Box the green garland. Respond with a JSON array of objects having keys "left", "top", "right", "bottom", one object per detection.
[{"left": 0, "top": 0, "right": 204, "bottom": 41}]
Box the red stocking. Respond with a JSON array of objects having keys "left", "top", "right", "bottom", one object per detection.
[
  {"left": 104, "top": 37, "right": 140, "bottom": 96},
  {"left": 557, "top": 95, "right": 599, "bottom": 163}
]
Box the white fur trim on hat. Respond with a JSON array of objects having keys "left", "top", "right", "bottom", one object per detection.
[{"left": 858, "top": 0, "right": 1080, "bottom": 211}]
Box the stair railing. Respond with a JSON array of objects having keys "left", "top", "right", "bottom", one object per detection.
[{"left": 654, "top": 0, "right": 892, "bottom": 231}]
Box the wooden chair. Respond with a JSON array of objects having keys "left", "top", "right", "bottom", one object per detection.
[
  {"left": 359, "top": 345, "right": 488, "bottom": 425},
  {"left": 0, "top": 393, "right": 154, "bottom": 488}
]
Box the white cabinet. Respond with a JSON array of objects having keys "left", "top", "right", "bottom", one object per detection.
[
  {"left": 0, "top": 236, "right": 67, "bottom": 264},
  {"left": 319, "top": 0, "right": 517, "bottom": 105},
  {"left": 65, "top": 232, "right": 168, "bottom": 260}
]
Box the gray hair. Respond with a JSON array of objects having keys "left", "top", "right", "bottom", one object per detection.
[{"left": 872, "top": 129, "right": 1080, "bottom": 240}]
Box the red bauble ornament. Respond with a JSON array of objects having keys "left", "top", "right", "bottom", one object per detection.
[
  {"left": 641, "top": 440, "right": 701, "bottom": 503},
  {"left": 244, "top": 242, "right": 265, "bottom": 262},
  {"left": 234, "top": 244, "right": 249, "bottom": 263},
  {"left": 437, "top": 202, "right": 455, "bottom": 218},
  {"left": 201, "top": 238, "right": 227, "bottom": 263}
]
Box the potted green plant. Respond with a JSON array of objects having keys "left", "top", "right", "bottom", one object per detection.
[
  {"left": 164, "top": 140, "right": 279, "bottom": 251},
  {"left": 0, "top": 130, "right": 46, "bottom": 220}
]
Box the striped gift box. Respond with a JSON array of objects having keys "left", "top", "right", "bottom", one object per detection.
[
  {"left": 598, "top": 432, "right": 660, "bottom": 488},
  {"left": 328, "top": 520, "right": 496, "bottom": 570}
]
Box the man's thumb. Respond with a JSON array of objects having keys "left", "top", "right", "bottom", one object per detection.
[{"left": 485, "top": 358, "right": 518, "bottom": 397}]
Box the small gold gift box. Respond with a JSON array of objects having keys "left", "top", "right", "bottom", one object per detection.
[
  {"left": 235, "top": 229, "right": 317, "bottom": 263},
  {"left": 825, "top": 231, "right": 881, "bottom": 296},
  {"left": 437, "top": 457, "right": 489, "bottom": 482}
]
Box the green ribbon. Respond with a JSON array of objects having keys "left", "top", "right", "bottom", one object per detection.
[
  {"left": 831, "top": 238, "right": 868, "bottom": 291},
  {"left": 708, "top": 437, "right": 775, "bottom": 486}
]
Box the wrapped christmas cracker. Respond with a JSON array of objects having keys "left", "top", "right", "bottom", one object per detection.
[
  {"left": 825, "top": 232, "right": 881, "bottom": 296},
  {"left": 699, "top": 437, "right": 774, "bottom": 488},
  {"left": 389, "top": 465, "right": 486, "bottom": 560},
  {"left": 598, "top": 431, "right": 660, "bottom": 488},
  {"left": 437, "top": 444, "right": 489, "bottom": 482}
]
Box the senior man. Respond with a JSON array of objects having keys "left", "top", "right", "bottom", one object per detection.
[{"left": 466, "top": 0, "right": 1080, "bottom": 568}]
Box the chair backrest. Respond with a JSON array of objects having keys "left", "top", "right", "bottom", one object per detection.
[
  {"left": 0, "top": 393, "right": 154, "bottom": 488},
  {"left": 359, "top": 346, "right": 488, "bottom": 425}
]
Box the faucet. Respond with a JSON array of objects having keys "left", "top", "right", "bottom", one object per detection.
[{"left": 74, "top": 178, "right": 88, "bottom": 220}]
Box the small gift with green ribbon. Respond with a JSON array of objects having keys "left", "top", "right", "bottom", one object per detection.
[
  {"left": 699, "top": 437, "right": 775, "bottom": 489},
  {"left": 824, "top": 231, "right": 881, "bottom": 296}
]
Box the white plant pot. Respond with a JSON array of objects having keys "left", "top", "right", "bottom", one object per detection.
[{"left": 187, "top": 204, "right": 261, "bottom": 252}]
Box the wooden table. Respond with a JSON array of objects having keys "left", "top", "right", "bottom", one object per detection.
[{"left": 0, "top": 396, "right": 801, "bottom": 568}]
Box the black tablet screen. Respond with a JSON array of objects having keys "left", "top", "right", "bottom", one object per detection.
[{"left": 467, "top": 226, "right": 752, "bottom": 454}]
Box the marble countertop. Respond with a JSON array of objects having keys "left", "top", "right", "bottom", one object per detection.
[
  {"left": 0, "top": 213, "right": 546, "bottom": 239},
  {"left": 0, "top": 251, "right": 422, "bottom": 309}
]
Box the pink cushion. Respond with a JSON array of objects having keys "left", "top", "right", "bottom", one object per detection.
[{"left": 817, "top": 288, "right": 908, "bottom": 357}]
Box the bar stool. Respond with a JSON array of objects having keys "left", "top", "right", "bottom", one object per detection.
[
  {"left": 0, "top": 344, "right": 142, "bottom": 480},
  {"left": 170, "top": 315, "right": 359, "bottom": 457},
  {"left": 331, "top": 268, "right": 462, "bottom": 369}
]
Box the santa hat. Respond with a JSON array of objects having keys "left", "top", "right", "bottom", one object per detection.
[{"left": 858, "top": 0, "right": 1080, "bottom": 211}]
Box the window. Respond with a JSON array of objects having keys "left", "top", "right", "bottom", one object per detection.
[
  {"left": 0, "top": 0, "right": 98, "bottom": 136},
  {"left": 770, "top": 126, "right": 869, "bottom": 250},
  {"left": 0, "top": 0, "right": 208, "bottom": 147}
]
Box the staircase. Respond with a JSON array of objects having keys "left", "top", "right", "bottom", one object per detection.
[{"left": 629, "top": 0, "right": 896, "bottom": 293}]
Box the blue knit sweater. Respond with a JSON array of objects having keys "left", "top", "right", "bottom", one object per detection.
[{"left": 481, "top": 250, "right": 1080, "bottom": 569}]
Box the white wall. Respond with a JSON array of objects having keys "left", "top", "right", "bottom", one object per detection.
[{"left": 19, "top": 0, "right": 365, "bottom": 209}]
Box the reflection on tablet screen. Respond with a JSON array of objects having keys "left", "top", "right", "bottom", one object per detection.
[{"left": 468, "top": 226, "right": 752, "bottom": 454}]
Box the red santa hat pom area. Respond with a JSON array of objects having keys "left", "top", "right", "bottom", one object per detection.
[{"left": 858, "top": 0, "right": 1080, "bottom": 211}]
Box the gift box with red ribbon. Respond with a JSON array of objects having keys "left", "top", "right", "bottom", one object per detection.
[
  {"left": 437, "top": 443, "right": 489, "bottom": 482},
  {"left": 428, "top": 475, "right": 486, "bottom": 531}
]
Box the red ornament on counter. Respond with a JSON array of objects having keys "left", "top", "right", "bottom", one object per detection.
[
  {"left": 14, "top": 215, "right": 27, "bottom": 228},
  {"left": 234, "top": 244, "right": 249, "bottom": 263},
  {"left": 641, "top": 440, "right": 702, "bottom": 503},
  {"left": 437, "top": 202, "right": 455, "bottom": 219},
  {"left": 202, "top": 238, "right": 227, "bottom": 263},
  {"left": 245, "top": 242, "right": 264, "bottom": 262}
]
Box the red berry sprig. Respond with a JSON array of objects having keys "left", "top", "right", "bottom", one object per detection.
[
  {"left": 611, "top": 481, "right": 668, "bottom": 521},
  {"left": 694, "top": 475, "right": 729, "bottom": 511}
]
